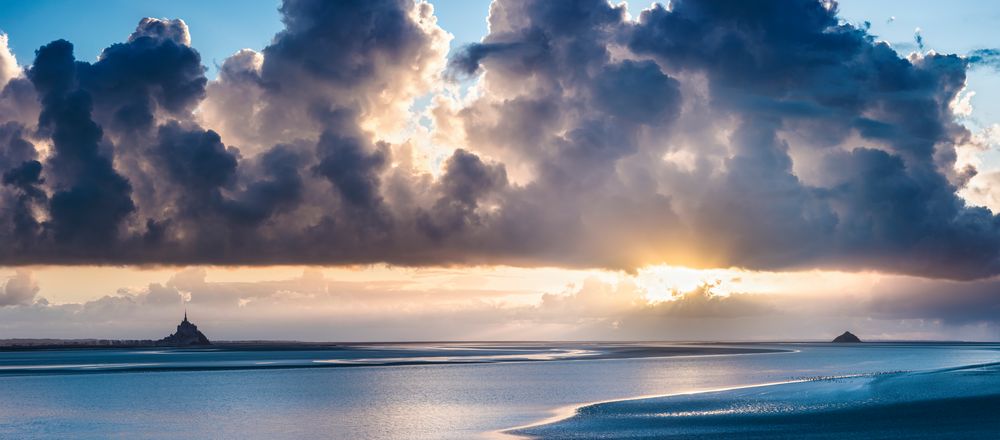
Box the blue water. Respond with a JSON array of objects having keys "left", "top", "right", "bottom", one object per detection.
[
  {"left": 1, "top": 343, "right": 998, "bottom": 439},
  {"left": 518, "top": 353, "right": 1000, "bottom": 439}
]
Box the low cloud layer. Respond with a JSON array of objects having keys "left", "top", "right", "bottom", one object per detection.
[
  {"left": 2, "top": 268, "right": 998, "bottom": 341},
  {"left": 0, "top": 0, "right": 998, "bottom": 280}
]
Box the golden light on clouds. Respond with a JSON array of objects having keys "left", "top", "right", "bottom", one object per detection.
[
  {"left": 15, "top": 263, "right": 890, "bottom": 307},
  {"left": 3, "top": 262, "right": 996, "bottom": 342},
  {"left": 635, "top": 265, "right": 886, "bottom": 302}
]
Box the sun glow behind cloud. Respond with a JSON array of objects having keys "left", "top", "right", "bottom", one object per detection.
[
  {"left": 12, "top": 262, "right": 887, "bottom": 307},
  {"left": 2, "top": 0, "right": 1000, "bottom": 341},
  {"left": 5, "top": 263, "right": 996, "bottom": 341},
  {"left": 635, "top": 265, "right": 887, "bottom": 302}
]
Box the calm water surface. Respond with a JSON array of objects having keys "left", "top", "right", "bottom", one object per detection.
[{"left": 0, "top": 342, "right": 997, "bottom": 439}]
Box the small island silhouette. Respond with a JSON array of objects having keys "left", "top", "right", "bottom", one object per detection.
[
  {"left": 159, "top": 311, "right": 211, "bottom": 346},
  {"left": 832, "top": 331, "right": 862, "bottom": 343},
  {"left": 0, "top": 312, "right": 214, "bottom": 348}
]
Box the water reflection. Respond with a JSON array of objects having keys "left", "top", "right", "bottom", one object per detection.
[{"left": 0, "top": 343, "right": 997, "bottom": 439}]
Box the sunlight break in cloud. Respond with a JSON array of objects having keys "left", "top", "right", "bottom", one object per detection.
[{"left": 0, "top": 0, "right": 995, "bottom": 280}]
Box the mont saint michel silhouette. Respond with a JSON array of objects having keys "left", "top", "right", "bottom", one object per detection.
[{"left": 159, "top": 311, "right": 211, "bottom": 346}]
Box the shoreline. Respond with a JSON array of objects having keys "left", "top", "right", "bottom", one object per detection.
[
  {"left": 505, "top": 359, "right": 1000, "bottom": 439},
  {"left": 497, "top": 379, "right": 814, "bottom": 440},
  {"left": 496, "top": 348, "right": 806, "bottom": 439}
]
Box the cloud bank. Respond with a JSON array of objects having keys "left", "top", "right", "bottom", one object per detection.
[
  {"left": 2, "top": 268, "right": 997, "bottom": 341},
  {"left": 0, "top": 0, "right": 997, "bottom": 279}
]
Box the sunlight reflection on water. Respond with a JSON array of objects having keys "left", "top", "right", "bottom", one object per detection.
[{"left": 0, "top": 343, "right": 997, "bottom": 439}]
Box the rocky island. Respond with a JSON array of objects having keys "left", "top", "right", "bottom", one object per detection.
[
  {"left": 832, "top": 331, "right": 862, "bottom": 343},
  {"left": 159, "top": 311, "right": 211, "bottom": 346}
]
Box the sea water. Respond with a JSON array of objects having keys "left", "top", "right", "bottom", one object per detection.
[{"left": 0, "top": 342, "right": 997, "bottom": 439}]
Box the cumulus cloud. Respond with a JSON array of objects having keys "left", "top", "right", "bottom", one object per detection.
[
  {"left": 128, "top": 18, "right": 192, "bottom": 46},
  {"left": 0, "top": 0, "right": 998, "bottom": 281},
  {"left": 0, "top": 270, "right": 38, "bottom": 306},
  {"left": 0, "top": 33, "right": 20, "bottom": 88}
]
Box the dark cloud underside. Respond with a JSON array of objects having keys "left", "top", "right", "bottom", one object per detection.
[{"left": 0, "top": 0, "right": 996, "bottom": 279}]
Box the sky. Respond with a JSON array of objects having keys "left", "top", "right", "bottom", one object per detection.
[{"left": 1, "top": 0, "right": 1000, "bottom": 342}]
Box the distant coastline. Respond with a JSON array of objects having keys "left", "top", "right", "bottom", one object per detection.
[
  {"left": 0, "top": 339, "right": 985, "bottom": 350},
  {"left": 0, "top": 339, "right": 353, "bottom": 350}
]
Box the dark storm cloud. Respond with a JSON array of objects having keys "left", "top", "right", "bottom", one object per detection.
[
  {"left": 592, "top": 60, "right": 681, "bottom": 124},
  {"left": 447, "top": 42, "right": 540, "bottom": 77},
  {"left": 29, "top": 40, "right": 136, "bottom": 246},
  {"left": 0, "top": 122, "right": 44, "bottom": 246},
  {"left": 313, "top": 123, "right": 388, "bottom": 209},
  {"left": 82, "top": 31, "right": 206, "bottom": 132},
  {"left": 438, "top": 149, "right": 507, "bottom": 207},
  {"left": 155, "top": 122, "right": 237, "bottom": 192},
  {"left": 615, "top": 0, "right": 995, "bottom": 276},
  {"left": 240, "top": 0, "right": 441, "bottom": 145},
  {"left": 264, "top": 0, "right": 424, "bottom": 86},
  {"left": 223, "top": 144, "right": 305, "bottom": 225},
  {"left": 0, "top": 121, "right": 35, "bottom": 166},
  {"left": 0, "top": 0, "right": 999, "bottom": 280},
  {"left": 418, "top": 148, "right": 507, "bottom": 240},
  {"left": 2, "top": 159, "right": 42, "bottom": 189}
]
